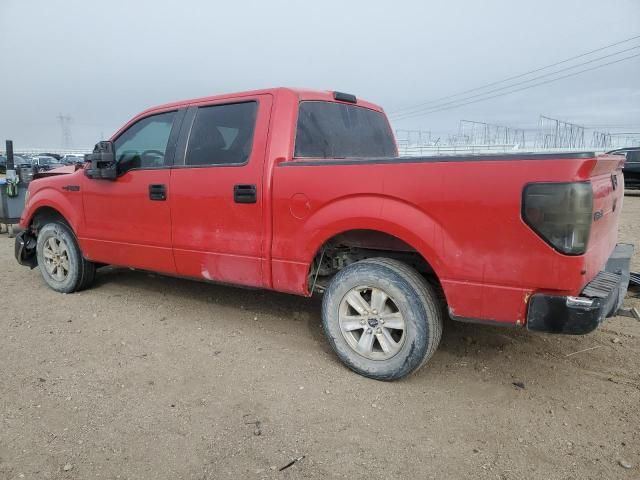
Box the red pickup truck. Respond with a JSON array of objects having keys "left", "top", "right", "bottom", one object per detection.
[{"left": 14, "top": 88, "right": 634, "bottom": 380}]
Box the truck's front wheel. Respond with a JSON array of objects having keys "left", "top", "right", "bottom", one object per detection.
[
  {"left": 36, "top": 222, "right": 95, "bottom": 293},
  {"left": 321, "top": 258, "right": 443, "bottom": 380}
]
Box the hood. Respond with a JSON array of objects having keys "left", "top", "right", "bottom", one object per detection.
[{"left": 33, "top": 164, "right": 83, "bottom": 179}]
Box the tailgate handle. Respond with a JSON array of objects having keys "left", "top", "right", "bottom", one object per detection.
[
  {"left": 149, "top": 184, "right": 167, "bottom": 201},
  {"left": 234, "top": 184, "right": 257, "bottom": 204}
]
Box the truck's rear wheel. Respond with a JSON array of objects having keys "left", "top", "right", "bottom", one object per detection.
[
  {"left": 321, "top": 258, "right": 443, "bottom": 380},
  {"left": 36, "top": 222, "right": 95, "bottom": 293}
]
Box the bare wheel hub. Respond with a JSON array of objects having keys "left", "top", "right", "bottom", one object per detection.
[{"left": 338, "top": 286, "right": 406, "bottom": 361}]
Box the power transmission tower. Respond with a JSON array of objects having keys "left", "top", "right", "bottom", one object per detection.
[
  {"left": 395, "top": 129, "right": 433, "bottom": 146},
  {"left": 57, "top": 113, "right": 73, "bottom": 149},
  {"left": 536, "top": 116, "right": 585, "bottom": 149},
  {"left": 591, "top": 131, "right": 612, "bottom": 149},
  {"left": 609, "top": 132, "right": 640, "bottom": 148},
  {"left": 458, "top": 120, "right": 526, "bottom": 147}
]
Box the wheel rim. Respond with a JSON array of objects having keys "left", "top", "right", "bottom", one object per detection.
[
  {"left": 42, "top": 235, "right": 71, "bottom": 282},
  {"left": 338, "top": 286, "right": 406, "bottom": 361}
]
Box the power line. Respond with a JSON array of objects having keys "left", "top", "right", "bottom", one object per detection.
[
  {"left": 584, "top": 124, "right": 640, "bottom": 128},
  {"left": 390, "top": 34, "right": 640, "bottom": 115},
  {"left": 390, "top": 52, "right": 640, "bottom": 121},
  {"left": 390, "top": 33, "right": 640, "bottom": 116},
  {"left": 393, "top": 52, "right": 640, "bottom": 120},
  {"left": 391, "top": 45, "right": 640, "bottom": 120}
]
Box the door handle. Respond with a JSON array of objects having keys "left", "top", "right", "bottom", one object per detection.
[
  {"left": 149, "top": 184, "right": 167, "bottom": 201},
  {"left": 234, "top": 184, "right": 257, "bottom": 204}
]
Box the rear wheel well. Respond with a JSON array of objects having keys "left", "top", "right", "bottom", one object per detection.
[{"left": 308, "top": 229, "right": 443, "bottom": 296}]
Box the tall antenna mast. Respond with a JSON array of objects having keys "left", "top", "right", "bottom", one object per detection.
[{"left": 57, "top": 113, "right": 73, "bottom": 149}]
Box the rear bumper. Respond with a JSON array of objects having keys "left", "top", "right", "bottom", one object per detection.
[{"left": 527, "top": 243, "right": 634, "bottom": 334}]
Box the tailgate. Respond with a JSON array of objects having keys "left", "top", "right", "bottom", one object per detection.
[{"left": 583, "top": 154, "right": 625, "bottom": 284}]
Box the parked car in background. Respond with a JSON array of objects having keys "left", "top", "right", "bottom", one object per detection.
[
  {"left": 37, "top": 152, "right": 62, "bottom": 161},
  {"left": 30, "top": 156, "right": 63, "bottom": 172},
  {"left": 15, "top": 155, "right": 31, "bottom": 167},
  {"left": 60, "top": 154, "right": 86, "bottom": 165},
  {"left": 0, "top": 154, "right": 30, "bottom": 173},
  {"left": 618, "top": 147, "right": 640, "bottom": 190}
]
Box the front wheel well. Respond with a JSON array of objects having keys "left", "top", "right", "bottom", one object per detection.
[
  {"left": 308, "top": 229, "right": 443, "bottom": 296},
  {"left": 29, "top": 207, "right": 71, "bottom": 233}
]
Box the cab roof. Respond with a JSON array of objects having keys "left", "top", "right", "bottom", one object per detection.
[{"left": 138, "top": 87, "right": 385, "bottom": 117}]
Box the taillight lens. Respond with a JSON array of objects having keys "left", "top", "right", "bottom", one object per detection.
[{"left": 522, "top": 182, "right": 593, "bottom": 255}]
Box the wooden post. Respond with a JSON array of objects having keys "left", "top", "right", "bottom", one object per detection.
[{"left": 6, "top": 140, "right": 14, "bottom": 171}]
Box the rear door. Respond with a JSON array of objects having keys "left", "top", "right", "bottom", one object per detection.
[{"left": 169, "top": 94, "right": 272, "bottom": 287}]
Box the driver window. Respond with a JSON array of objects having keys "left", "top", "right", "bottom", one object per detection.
[{"left": 114, "top": 111, "right": 176, "bottom": 173}]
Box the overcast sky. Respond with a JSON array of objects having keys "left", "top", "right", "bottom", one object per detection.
[{"left": 1, "top": 0, "right": 639, "bottom": 149}]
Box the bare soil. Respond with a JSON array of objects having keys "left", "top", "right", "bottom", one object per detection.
[{"left": 1, "top": 194, "right": 639, "bottom": 480}]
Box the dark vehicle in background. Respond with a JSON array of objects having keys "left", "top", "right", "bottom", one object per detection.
[
  {"left": 0, "top": 154, "right": 30, "bottom": 173},
  {"left": 31, "top": 156, "right": 63, "bottom": 172},
  {"left": 60, "top": 154, "right": 86, "bottom": 165},
  {"left": 15, "top": 155, "right": 31, "bottom": 168},
  {"left": 38, "top": 152, "right": 62, "bottom": 161},
  {"left": 622, "top": 148, "right": 640, "bottom": 190},
  {"left": 609, "top": 147, "right": 640, "bottom": 191}
]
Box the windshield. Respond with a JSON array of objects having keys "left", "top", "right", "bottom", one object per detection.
[{"left": 294, "top": 101, "right": 396, "bottom": 158}]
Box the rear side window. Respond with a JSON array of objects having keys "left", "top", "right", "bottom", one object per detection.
[
  {"left": 186, "top": 102, "right": 258, "bottom": 166},
  {"left": 294, "top": 101, "right": 396, "bottom": 158}
]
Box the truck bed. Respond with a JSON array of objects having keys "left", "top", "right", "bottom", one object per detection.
[{"left": 272, "top": 151, "right": 624, "bottom": 325}]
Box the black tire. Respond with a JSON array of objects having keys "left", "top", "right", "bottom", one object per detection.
[
  {"left": 321, "top": 258, "right": 443, "bottom": 380},
  {"left": 36, "top": 222, "right": 95, "bottom": 293}
]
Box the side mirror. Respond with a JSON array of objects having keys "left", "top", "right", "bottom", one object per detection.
[{"left": 85, "top": 141, "right": 117, "bottom": 180}]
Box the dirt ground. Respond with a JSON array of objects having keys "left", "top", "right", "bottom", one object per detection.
[{"left": 1, "top": 195, "right": 639, "bottom": 480}]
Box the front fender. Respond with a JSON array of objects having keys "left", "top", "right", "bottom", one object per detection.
[{"left": 21, "top": 185, "right": 83, "bottom": 234}]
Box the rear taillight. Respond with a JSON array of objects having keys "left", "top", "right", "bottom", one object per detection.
[{"left": 522, "top": 182, "right": 593, "bottom": 255}]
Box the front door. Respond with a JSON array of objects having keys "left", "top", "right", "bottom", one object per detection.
[
  {"left": 80, "top": 109, "right": 183, "bottom": 273},
  {"left": 169, "top": 95, "right": 272, "bottom": 287}
]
